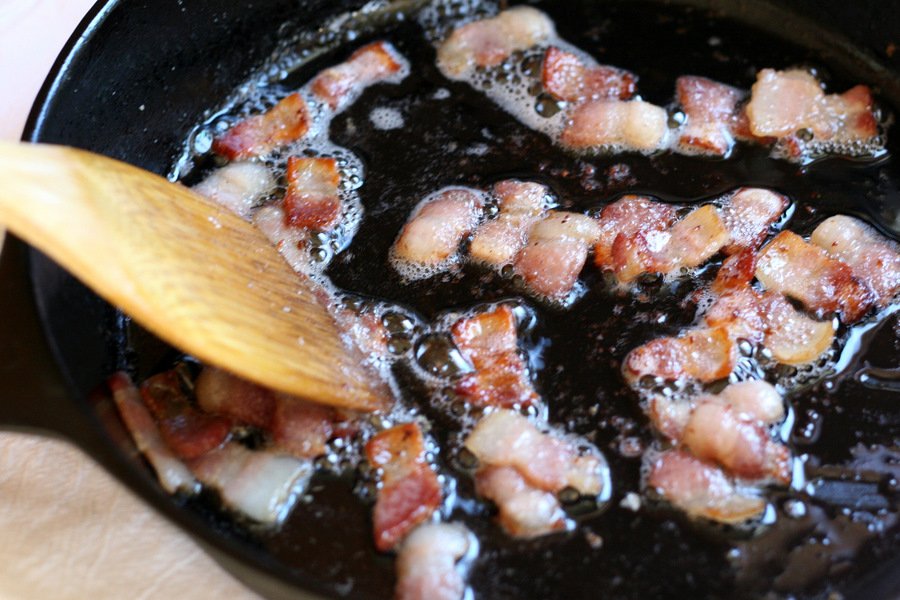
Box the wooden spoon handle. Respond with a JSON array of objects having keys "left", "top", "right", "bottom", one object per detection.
[{"left": 0, "top": 141, "right": 391, "bottom": 412}]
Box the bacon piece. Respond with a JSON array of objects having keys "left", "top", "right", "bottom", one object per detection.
[
  {"left": 366, "top": 423, "right": 443, "bottom": 552},
  {"left": 720, "top": 187, "right": 788, "bottom": 254},
  {"left": 810, "top": 215, "right": 900, "bottom": 307},
  {"left": 311, "top": 41, "right": 406, "bottom": 111},
  {"left": 756, "top": 230, "right": 873, "bottom": 322},
  {"left": 624, "top": 326, "right": 737, "bottom": 383},
  {"left": 195, "top": 366, "right": 276, "bottom": 429},
  {"left": 475, "top": 466, "right": 567, "bottom": 538},
  {"left": 593, "top": 195, "right": 677, "bottom": 269},
  {"left": 392, "top": 188, "right": 484, "bottom": 278},
  {"left": 451, "top": 305, "right": 539, "bottom": 408},
  {"left": 711, "top": 248, "right": 758, "bottom": 294},
  {"left": 541, "top": 46, "right": 636, "bottom": 102},
  {"left": 395, "top": 523, "right": 472, "bottom": 600},
  {"left": 561, "top": 99, "right": 669, "bottom": 153},
  {"left": 681, "top": 400, "right": 791, "bottom": 483},
  {"left": 271, "top": 396, "right": 338, "bottom": 459},
  {"left": 718, "top": 380, "right": 784, "bottom": 424},
  {"left": 192, "top": 161, "right": 275, "bottom": 219},
  {"left": 647, "top": 396, "right": 692, "bottom": 442},
  {"left": 676, "top": 76, "right": 742, "bottom": 156},
  {"left": 469, "top": 180, "right": 549, "bottom": 266},
  {"left": 436, "top": 6, "right": 554, "bottom": 76},
  {"left": 139, "top": 370, "right": 233, "bottom": 460},
  {"left": 253, "top": 203, "right": 314, "bottom": 274},
  {"left": 188, "top": 442, "right": 313, "bottom": 524},
  {"left": 282, "top": 156, "right": 342, "bottom": 231},
  {"left": 513, "top": 211, "right": 601, "bottom": 300},
  {"left": 109, "top": 372, "right": 199, "bottom": 495},
  {"left": 647, "top": 450, "right": 766, "bottom": 524},
  {"left": 701, "top": 286, "right": 765, "bottom": 345},
  {"left": 211, "top": 93, "right": 310, "bottom": 160},
  {"left": 758, "top": 291, "right": 835, "bottom": 365}
]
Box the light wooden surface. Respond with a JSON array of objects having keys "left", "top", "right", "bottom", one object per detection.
[{"left": 0, "top": 1, "right": 264, "bottom": 599}]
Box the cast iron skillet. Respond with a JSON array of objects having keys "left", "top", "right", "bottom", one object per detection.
[{"left": 4, "top": 0, "right": 900, "bottom": 598}]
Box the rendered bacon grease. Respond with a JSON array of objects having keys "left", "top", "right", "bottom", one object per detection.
[{"left": 108, "top": 2, "right": 900, "bottom": 599}]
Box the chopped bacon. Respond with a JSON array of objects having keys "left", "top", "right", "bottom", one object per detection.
[
  {"left": 192, "top": 161, "right": 275, "bottom": 219},
  {"left": 513, "top": 211, "right": 601, "bottom": 300},
  {"left": 717, "top": 380, "right": 784, "bottom": 425},
  {"left": 810, "top": 215, "right": 900, "bottom": 307},
  {"left": 109, "top": 372, "right": 199, "bottom": 495},
  {"left": 271, "top": 394, "right": 338, "bottom": 459},
  {"left": 395, "top": 523, "right": 472, "bottom": 600},
  {"left": 392, "top": 188, "right": 484, "bottom": 277},
  {"left": 469, "top": 180, "right": 549, "bottom": 266},
  {"left": 647, "top": 396, "right": 692, "bottom": 442},
  {"left": 560, "top": 99, "right": 669, "bottom": 152},
  {"left": 366, "top": 423, "right": 443, "bottom": 552},
  {"left": 195, "top": 366, "right": 276, "bottom": 429},
  {"left": 436, "top": 6, "right": 554, "bottom": 76},
  {"left": 475, "top": 466, "right": 567, "bottom": 538},
  {"left": 451, "top": 305, "right": 539, "bottom": 408},
  {"left": 647, "top": 450, "right": 766, "bottom": 524},
  {"left": 311, "top": 41, "right": 406, "bottom": 111},
  {"left": 624, "top": 326, "right": 737, "bottom": 383},
  {"left": 710, "top": 248, "right": 758, "bottom": 295},
  {"left": 542, "top": 46, "right": 636, "bottom": 102},
  {"left": 282, "top": 156, "right": 342, "bottom": 231},
  {"left": 701, "top": 286, "right": 765, "bottom": 345},
  {"left": 593, "top": 195, "right": 677, "bottom": 269},
  {"left": 211, "top": 93, "right": 310, "bottom": 160},
  {"left": 758, "top": 291, "right": 835, "bottom": 365},
  {"left": 720, "top": 187, "right": 788, "bottom": 254},
  {"left": 676, "top": 76, "right": 742, "bottom": 156},
  {"left": 756, "top": 230, "right": 873, "bottom": 322}
]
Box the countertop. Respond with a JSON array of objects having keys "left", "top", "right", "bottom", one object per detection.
[{"left": 0, "top": 1, "right": 263, "bottom": 598}]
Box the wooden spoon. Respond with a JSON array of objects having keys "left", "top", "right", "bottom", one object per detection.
[{"left": 0, "top": 141, "right": 391, "bottom": 413}]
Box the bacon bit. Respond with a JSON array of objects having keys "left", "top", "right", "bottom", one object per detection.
[
  {"left": 711, "top": 248, "right": 758, "bottom": 295},
  {"left": 469, "top": 180, "right": 549, "bottom": 266},
  {"left": 311, "top": 41, "right": 406, "bottom": 111},
  {"left": 513, "top": 211, "right": 601, "bottom": 300},
  {"left": 282, "top": 156, "right": 342, "bottom": 231},
  {"left": 593, "top": 195, "right": 677, "bottom": 269},
  {"left": 437, "top": 6, "right": 554, "bottom": 76},
  {"left": 139, "top": 370, "right": 232, "bottom": 460},
  {"left": 109, "top": 372, "right": 199, "bottom": 494},
  {"left": 676, "top": 76, "right": 742, "bottom": 156},
  {"left": 701, "top": 286, "right": 765, "bottom": 345},
  {"left": 624, "top": 326, "right": 737, "bottom": 383},
  {"left": 720, "top": 187, "right": 789, "bottom": 254},
  {"left": 756, "top": 230, "right": 873, "bottom": 322},
  {"left": 560, "top": 99, "right": 669, "bottom": 152},
  {"left": 194, "top": 366, "right": 276, "bottom": 429},
  {"left": 475, "top": 466, "right": 567, "bottom": 538},
  {"left": 810, "top": 215, "right": 900, "bottom": 307},
  {"left": 647, "top": 450, "right": 766, "bottom": 524},
  {"left": 271, "top": 395, "right": 338, "bottom": 459},
  {"left": 366, "top": 423, "right": 442, "bottom": 552},
  {"left": 542, "top": 46, "right": 636, "bottom": 102},
  {"left": 758, "top": 291, "right": 835, "bottom": 365},
  {"left": 682, "top": 400, "right": 791, "bottom": 483},
  {"left": 718, "top": 380, "right": 784, "bottom": 424},
  {"left": 395, "top": 523, "right": 472, "bottom": 600},
  {"left": 253, "top": 203, "right": 313, "bottom": 274},
  {"left": 647, "top": 396, "right": 692, "bottom": 442},
  {"left": 392, "top": 188, "right": 484, "bottom": 277},
  {"left": 192, "top": 161, "right": 275, "bottom": 219},
  {"left": 211, "top": 93, "right": 310, "bottom": 160},
  {"left": 451, "top": 305, "right": 539, "bottom": 408}
]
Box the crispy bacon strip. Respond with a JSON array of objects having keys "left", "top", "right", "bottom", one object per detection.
[
  {"left": 676, "top": 76, "right": 743, "bottom": 156},
  {"left": 542, "top": 46, "right": 636, "bottom": 102},
  {"left": 624, "top": 326, "right": 737, "bottom": 383},
  {"left": 756, "top": 230, "right": 873, "bottom": 322},
  {"left": 436, "top": 6, "right": 554, "bottom": 76},
  {"left": 282, "top": 156, "right": 343, "bottom": 231},
  {"left": 810, "top": 215, "right": 900, "bottom": 307},
  {"left": 395, "top": 523, "right": 472, "bottom": 600},
  {"left": 593, "top": 195, "right": 677, "bottom": 268},
  {"left": 366, "top": 423, "right": 443, "bottom": 552},
  {"left": 720, "top": 187, "right": 788, "bottom": 254},
  {"left": 451, "top": 305, "right": 539, "bottom": 408},
  {"left": 211, "top": 93, "right": 310, "bottom": 160},
  {"left": 469, "top": 180, "right": 549, "bottom": 266},
  {"left": 311, "top": 41, "right": 406, "bottom": 111},
  {"left": 560, "top": 98, "right": 669, "bottom": 153}
]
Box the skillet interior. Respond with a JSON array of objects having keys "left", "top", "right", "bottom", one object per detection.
[{"left": 8, "top": 0, "right": 900, "bottom": 598}]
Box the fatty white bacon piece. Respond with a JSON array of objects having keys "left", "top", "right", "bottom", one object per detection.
[
  {"left": 436, "top": 6, "right": 555, "bottom": 77},
  {"left": 624, "top": 326, "right": 737, "bottom": 384},
  {"left": 701, "top": 286, "right": 766, "bottom": 345},
  {"left": 281, "top": 156, "right": 342, "bottom": 232},
  {"left": 593, "top": 195, "right": 678, "bottom": 268},
  {"left": 676, "top": 76, "right": 743, "bottom": 157},
  {"left": 720, "top": 187, "right": 789, "bottom": 254},
  {"left": 647, "top": 450, "right": 766, "bottom": 524},
  {"left": 253, "top": 203, "right": 315, "bottom": 274},
  {"left": 192, "top": 161, "right": 275, "bottom": 220},
  {"left": 756, "top": 230, "right": 874, "bottom": 322},
  {"left": 450, "top": 305, "right": 539, "bottom": 409},
  {"left": 395, "top": 523, "right": 473, "bottom": 600},
  {"left": 513, "top": 211, "right": 601, "bottom": 301},
  {"left": 758, "top": 291, "right": 836, "bottom": 365},
  {"left": 560, "top": 98, "right": 669, "bottom": 153},
  {"left": 392, "top": 187, "right": 484, "bottom": 279},
  {"left": 311, "top": 41, "right": 407, "bottom": 111},
  {"left": 541, "top": 46, "right": 636, "bottom": 103},
  {"left": 810, "top": 215, "right": 900, "bottom": 307},
  {"left": 475, "top": 466, "right": 567, "bottom": 538},
  {"left": 365, "top": 423, "right": 443, "bottom": 552},
  {"left": 469, "top": 180, "right": 550, "bottom": 267},
  {"left": 212, "top": 93, "right": 311, "bottom": 160}
]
